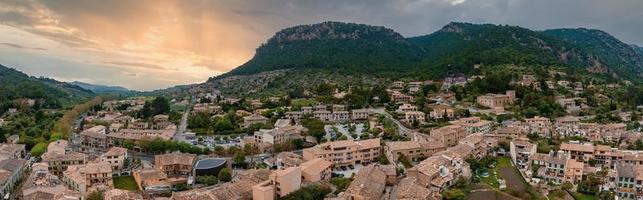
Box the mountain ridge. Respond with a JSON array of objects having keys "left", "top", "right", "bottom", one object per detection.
[{"left": 217, "top": 21, "right": 642, "bottom": 84}]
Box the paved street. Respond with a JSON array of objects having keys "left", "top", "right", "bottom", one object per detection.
[{"left": 370, "top": 107, "right": 411, "bottom": 136}]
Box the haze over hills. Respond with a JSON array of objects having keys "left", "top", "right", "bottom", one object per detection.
[
  {"left": 70, "top": 81, "right": 132, "bottom": 94},
  {"left": 159, "top": 21, "right": 642, "bottom": 97},
  {"left": 0, "top": 64, "right": 94, "bottom": 110}
]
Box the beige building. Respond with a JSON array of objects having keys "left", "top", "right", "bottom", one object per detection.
[
  {"left": 132, "top": 168, "right": 171, "bottom": 193},
  {"left": 525, "top": 116, "right": 552, "bottom": 137},
  {"left": 452, "top": 117, "right": 493, "bottom": 134},
  {"left": 303, "top": 138, "right": 380, "bottom": 168},
  {"left": 252, "top": 167, "right": 301, "bottom": 200},
  {"left": 428, "top": 105, "right": 455, "bottom": 120},
  {"left": 243, "top": 114, "right": 269, "bottom": 128},
  {"left": 476, "top": 90, "right": 515, "bottom": 108},
  {"left": 0, "top": 158, "right": 29, "bottom": 199},
  {"left": 510, "top": 140, "right": 537, "bottom": 170},
  {"left": 103, "top": 189, "right": 143, "bottom": 200},
  {"left": 100, "top": 147, "right": 128, "bottom": 171},
  {"left": 344, "top": 164, "right": 396, "bottom": 200},
  {"left": 299, "top": 158, "right": 332, "bottom": 183},
  {"left": 384, "top": 140, "right": 446, "bottom": 163},
  {"left": 404, "top": 111, "right": 426, "bottom": 123},
  {"left": 173, "top": 169, "right": 271, "bottom": 200},
  {"left": 351, "top": 109, "right": 371, "bottom": 120},
  {"left": 155, "top": 152, "right": 197, "bottom": 177},
  {"left": 42, "top": 140, "right": 87, "bottom": 176},
  {"left": 21, "top": 162, "right": 82, "bottom": 200},
  {"left": 563, "top": 159, "right": 584, "bottom": 184},
  {"left": 430, "top": 125, "right": 467, "bottom": 147},
  {"left": 407, "top": 154, "right": 469, "bottom": 191},
  {"left": 80, "top": 125, "right": 109, "bottom": 150},
  {"left": 62, "top": 162, "right": 113, "bottom": 195},
  {"left": 0, "top": 143, "right": 26, "bottom": 159}
]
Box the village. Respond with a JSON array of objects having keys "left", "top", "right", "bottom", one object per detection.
[{"left": 0, "top": 70, "right": 641, "bottom": 200}]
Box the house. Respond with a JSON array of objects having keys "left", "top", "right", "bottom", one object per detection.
[
  {"left": 62, "top": 162, "right": 113, "bottom": 195},
  {"left": 452, "top": 117, "right": 493, "bottom": 134},
  {"left": 80, "top": 125, "right": 109, "bottom": 150},
  {"left": 394, "top": 177, "right": 440, "bottom": 200},
  {"left": 303, "top": 138, "right": 380, "bottom": 168},
  {"left": 404, "top": 111, "right": 426, "bottom": 123},
  {"left": 430, "top": 125, "right": 467, "bottom": 147},
  {"left": 21, "top": 162, "right": 82, "bottom": 200},
  {"left": 391, "top": 91, "right": 414, "bottom": 104},
  {"left": 42, "top": 140, "right": 87, "bottom": 176},
  {"left": 313, "top": 110, "right": 331, "bottom": 121},
  {"left": 563, "top": 159, "right": 584, "bottom": 185},
  {"left": 0, "top": 143, "right": 26, "bottom": 159},
  {"left": 172, "top": 169, "right": 271, "bottom": 200},
  {"left": 0, "top": 158, "right": 29, "bottom": 199},
  {"left": 252, "top": 167, "right": 301, "bottom": 200},
  {"left": 243, "top": 114, "right": 269, "bottom": 128},
  {"left": 407, "top": 154, "right": 470, "bottom": 191},
  {"left": 284, "top": 111, "right": 303, "bottom": 120},
  {"left": 351, "top": 109, "right": 371, "bottom": 120},
  {"left": 103, "top": 189, "right": 143, "bottom": 200},
  {"left": 155, "top": 152, "right": 197, "bottom": 177},
  {"left": 530, "top": 151, "right": 568, "bottom": 184},
  {"left": 510, "top": 140, "right": 537, "bottom": 170},
  {"left": 385, "top": 140, "right": 446, "bottom": 163},
  {"left": 476, "top": 91, "right": 515, "bottom": 108},
  {"left": 429, "top": 105, "right": 455, "bottom": 120},
  {"left": 299, "top": 158, "right": 332, "bottom": 183},
  {"left": 132, "top": 168, "right": 171, "bottom": 194},
  {"left": 344, "top": 165, "right": 395, "bottom": 200},
  {"left": 101, "top": 147, "right": 128, "bottom": 171},
  {"left": 525, "top": 116, "right": 552, "bottom": 137},
  {"left": 397, "top": 103, "right": 417, "bottom": 112}
]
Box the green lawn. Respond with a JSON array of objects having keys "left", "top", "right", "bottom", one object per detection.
[
  {"left": 113, "top": 175, "right": 139, "bottom": 191},
  {"left": 569, "top": 192, "right": 598, "bottom": 200}
]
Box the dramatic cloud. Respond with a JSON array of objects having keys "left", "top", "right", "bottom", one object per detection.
[{"left": 0, "top": 0, "right": 641, "bottom": 90}]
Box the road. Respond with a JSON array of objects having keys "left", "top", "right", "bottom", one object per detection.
[
  {"left": 174, "top": 103, "right": 191, "bottom": 142},
  {"left": 369, "top": 107, "right": 411, "bottom": 136}
]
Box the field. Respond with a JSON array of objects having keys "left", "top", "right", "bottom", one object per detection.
[
  {"left": 113, "top": 175, "right": 139, "bottom": 191},
  {"left": 469, "top": 157, "right": 545, "bottom": 200}
]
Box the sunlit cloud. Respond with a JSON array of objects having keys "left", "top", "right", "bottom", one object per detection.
[{"left": 0, "top": 0, "right": 641, "bottom": 90}]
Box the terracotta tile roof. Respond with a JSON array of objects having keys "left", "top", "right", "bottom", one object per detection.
[
  {"left": 155, "top": 152, "right": 197, "bottom": 166},
  {"left": 300, "top": 158, "right": 332, "bottom": 175},
  {"left": 560, "top": 143, "right": 594, "bottom": 152}
]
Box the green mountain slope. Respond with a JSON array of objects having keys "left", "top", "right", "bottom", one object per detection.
[
  {"left": 0, "top": 64, "right": 94, "bottom": 111},
  {"left": 226, "top": 21, "right": 422, "bottom": 76},
  {"left": 543, "top": 28, "right": 643, "bottom": 78},
  {"left": 221, "top": 22, "right": 642, "bottom": 81}
]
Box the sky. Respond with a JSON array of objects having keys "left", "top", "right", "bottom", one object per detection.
[{"left": 0, "top": 0, "right": 642, "bottom": 91}]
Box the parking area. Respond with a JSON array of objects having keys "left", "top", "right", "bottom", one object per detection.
[{"left": 333, "top": 164, "right": 363, "bottom": 177}]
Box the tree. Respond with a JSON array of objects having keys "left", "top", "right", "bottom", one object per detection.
[
  {"left": 87, "top": 191, "right": 104, "bottom": 200},
  {"left": 174, "top": 183, "right": 189, "bottom": 191},
  {"left": 330, "top": 177, "right": 352, "bottom": 192},
  {"left": 233, "top": 153, "right": 247, "bottom": 168},
  {"left": 196, "top": 175, "right": 218, "bottom": 186},
  {"left": 442, "top": 188, "right": 465, "bottom": 200},
  {"left": 279, "top": 184, "right": 331, "bottom": 200},
  {"left": 218, "top": 168, "right": 232, "bottom": 182},
  {"left": 398, "top": 154, "right": 413, "bottom": 168},
  {"left": 30, "top": 142, "right": 48, "bottom": 157}
]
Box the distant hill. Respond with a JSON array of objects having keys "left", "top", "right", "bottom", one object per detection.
[
  {"left": 71, "top": 81, "right": 131, "bottom": 93},
  {"left": 0, "top": 64, "right": 94, "bottom": 110}
]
